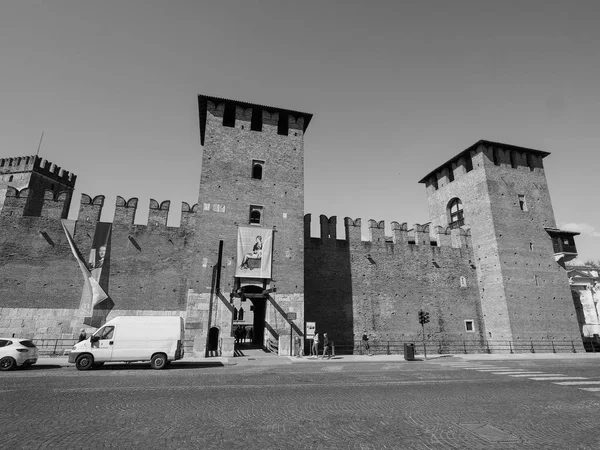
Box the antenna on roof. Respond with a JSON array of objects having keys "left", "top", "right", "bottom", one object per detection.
[{"left": 36, "top": 131, "right": 44, "bottom": 156}]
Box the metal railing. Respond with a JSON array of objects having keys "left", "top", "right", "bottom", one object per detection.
[
  {"left": 32, "top": 338, "right": 596, "bottom": 357},
  {"left": 322, "top": 339, "right": 588, "bottom": 355}
]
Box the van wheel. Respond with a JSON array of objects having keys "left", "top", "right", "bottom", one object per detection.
[
  {"left": 75, "top": 354, "right": 94, "bottom": 371},
  {"left": 150, "top": 353, "right": 167, "bottom": 370},
  {"left": 0, "top": 357, "right": 16, "bottom": 371}
]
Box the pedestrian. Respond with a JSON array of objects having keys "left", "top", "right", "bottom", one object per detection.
[
  {"left": 362, "top": 332, "right": 371, "bottom": 356},
  {"left": 322, "top": 333, "right": 330, "bottom": 358},
  {"left": 78, "top": 328, "right": 87, "bottom": 342},
  {"left": 295, "top": 336, "right": 303, "bottom": 357},
  {"left": 312, "top": 332, "right": 319, "bottom": 357}
]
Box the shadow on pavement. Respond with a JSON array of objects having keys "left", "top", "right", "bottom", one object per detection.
[
  {"left": 20, "top": 364, "right": 64, "bottom": 370},
  {"left": 91, "top": 361, "right": 226, "bottom": 371}
]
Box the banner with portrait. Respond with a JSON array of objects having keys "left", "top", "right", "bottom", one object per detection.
[
  {"left": 61, "top": 220, "right": 109, "bottom": 314},
  {"left": 235, "top": 227, "right": 273, "bottom": 279}
]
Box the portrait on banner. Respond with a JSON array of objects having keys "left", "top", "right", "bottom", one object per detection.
[{"left": 236, "top": 227, "right": 273, "bottom": 278}]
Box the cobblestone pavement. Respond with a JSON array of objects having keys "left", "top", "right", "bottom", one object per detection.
[{"left": 2, "top": 357, "right": 600, "bottom": 449}]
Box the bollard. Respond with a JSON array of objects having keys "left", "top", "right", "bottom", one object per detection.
[
  {"left": 53, "top": 339, "right": 58, "bottom": 355},
  {"left": 571, "top": 341, "right": 577, "bottom": 353},
  {"left": 463, "top": 341, "right": 467, "bottom": 354},
  {"left": 509, "top": 341, "right": 513, "bottom": 354},
  {"left": 530, "top": 340, "right": 535, "bottom": 353},
  {"left": 551, "top": 340, "right": 556, "bottom": 353}
]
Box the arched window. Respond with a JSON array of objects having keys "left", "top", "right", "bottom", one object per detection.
[
  {"left": 238, "top": 307, "right": 244, "bottom": 321},
  {"left": 249, "top": 205, "right": 263, "bottom": 225},
  {"left": 233, "top": 307, "right": 238, "bottom": 321},
  {"left": 252, "top": 163, "right": 263, "bottom": 180},
  {"left": 448, "top": 198, "right": 464, "bottom": 229},
  {"left": 8, "top": 175, "right": 13, "bottom": 182}
]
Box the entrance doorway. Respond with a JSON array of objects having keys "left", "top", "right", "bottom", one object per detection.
[{"left": 233, "top": 286, "right": 267, "bottom": 350}]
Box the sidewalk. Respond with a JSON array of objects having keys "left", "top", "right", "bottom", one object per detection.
[{"left": 36, "top": 351, "right": 600, "bottom": 368}]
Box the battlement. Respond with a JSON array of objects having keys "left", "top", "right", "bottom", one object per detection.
[
  {"left": 419, "top": 140, "right": 549, "bottom": 193},
  {"left": 305, "top": 214, "right": 471, "bottom": 249},
  {"left": 78, "top": 194, "right": 198, "bottom": 230},
  {"left": 0, "top": 187, "right": 71, "bottom": 219},
  {"left": 198, "top": 95, "right": 313, "bottom": 145},
  {"left": 0, "top": 155, "right": 76, "bottom": 187}
]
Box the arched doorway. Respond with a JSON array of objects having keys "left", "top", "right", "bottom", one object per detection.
[
  {"left": 233, "top": 285, "right": 267, "bottom": 349},
  {"left": 207, "top": 327, "right": 220, "bottom": 356}
]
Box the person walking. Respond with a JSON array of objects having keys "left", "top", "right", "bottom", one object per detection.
[
  {"left": 362, "top": 332, "right": 371, "bottom": 356},
  {"left": 78, "top": 329, "right": 87, "bottom": 342},
  {"left": 311, "top": 332, "right": 319, "bottom": 357},
  {"left": 322, "top": 333, "right": 330, "bottom": 359}
]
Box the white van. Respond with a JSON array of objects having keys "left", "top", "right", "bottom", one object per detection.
[{"left": 68, "top": 316, "right": 185, "bottom": 370}]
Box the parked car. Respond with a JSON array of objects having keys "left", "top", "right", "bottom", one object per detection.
[{"left": 0, "top": 338, "right": 38, "bottom": 371}]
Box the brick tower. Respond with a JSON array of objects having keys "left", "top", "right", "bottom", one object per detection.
[
  {"left": 187, "top": 95, "right": 312, "bottom": 356},
  {"left": 0, "top": 155, "right": 76, "bottom": 218},
  {"left": 420, "top": 140, "right": 582, "bottom": 351}
]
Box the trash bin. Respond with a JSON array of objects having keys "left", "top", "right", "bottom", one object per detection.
[{"left": 404, "top": 343, "right": 415, "bottom": 361}]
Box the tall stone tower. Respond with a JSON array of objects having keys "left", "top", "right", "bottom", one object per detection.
[
  {"left": 0, "top": 155, "right": 76, "bottom": 218},
  {"left": 187, "top": 95, "right": 312, "bottom": 356},
  {"left": 420, "top": 140, "right": 582, "bottom": 350}
]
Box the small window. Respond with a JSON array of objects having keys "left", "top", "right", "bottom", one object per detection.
[
  {"left": 8, "top": 175, "right": 13, "bottom": 182},
  {"left": 238, "top": 307, "right": 244, "bottom": 321},
  {"left": 233, "top": 307, "right": 238, "bottom": 321},
  {"left": 465, "top": 320, "right": 474, "bottom": 332},
  {"left": 249, "top": 205, "right": 263, "bottom": 225},
  {"left": 252, "top": 160, "right": 264, "bottom": 180},
  {"left": 448, "top": 167, "right": 454, "bottom": 182},
  {"left": 460, "top": 276, "right": 467, "bottom": 287},
  {"left": 535, "top": 275, "right": 539, "bottom": 286},
  {"left": 518, "top": 195, "right": 527, "bottom": 211}
]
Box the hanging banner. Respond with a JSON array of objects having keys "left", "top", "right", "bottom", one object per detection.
[
  {"left": 61, "top": 220, "right": 108, "bottom": 313},
  {"left": 235, "top": 227, "right": 273, "bottom": 279}
]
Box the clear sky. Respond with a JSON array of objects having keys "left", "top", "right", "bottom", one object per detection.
[{"left": 1, "top": 0, "right": 599, "bottom": 262}]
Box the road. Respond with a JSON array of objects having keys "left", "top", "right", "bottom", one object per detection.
[{"left": 2, "top": 356, "right": 600, "bottom": 449}]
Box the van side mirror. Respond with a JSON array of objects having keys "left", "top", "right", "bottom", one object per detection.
[{"left": 90, "top": 335, "right": 99, "bottom": 343}]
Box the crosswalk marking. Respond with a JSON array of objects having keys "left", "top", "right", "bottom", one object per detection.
[
  {"left": 529, "top": 377, "right": 588, "bottom": 381},
  {"left": 553, "top": 381, "right": 600, "bottom": 386},
  {"left": 579, "top": 387, "right": 600, "bottom": 392},
  {"left": 489, "top": 371, "right": 531, "bottom": 375},
  {"left": 509, "top": 373, "right": 562, "bottom": 377}
]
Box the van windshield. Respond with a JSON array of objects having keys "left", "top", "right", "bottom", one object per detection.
[{"left": 94, "top": 326, "right": 115, "bottom": 340}]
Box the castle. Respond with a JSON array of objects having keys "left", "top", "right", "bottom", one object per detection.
[{"left": 0, "top": 95, "right": 585, "bottom": 355}]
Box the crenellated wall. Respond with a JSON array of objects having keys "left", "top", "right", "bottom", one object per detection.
[
  {"left": 305, "top": 214, "right": 485, "bottom": 351},
  {"left": 0, "top": 189, "right": 198, "bottom": 338}
]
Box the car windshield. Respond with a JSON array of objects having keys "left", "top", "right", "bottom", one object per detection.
[{"left": 19, "top": 340, "right": 36, "bottom": 348}]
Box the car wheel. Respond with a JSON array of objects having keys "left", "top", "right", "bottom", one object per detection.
[
  {"left": 0, "top": 357, "right": 16, "bottom": 371},
  {"left": 150, "top": 353, "right": 167, "bottom": 370},
  {"left": 75, "top": 354, "right": 94, "bottom": 371}
]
